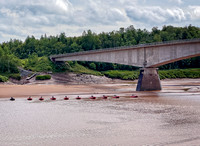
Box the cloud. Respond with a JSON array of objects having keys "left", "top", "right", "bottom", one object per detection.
[
  {"left": 0, "top": 0, "right": 199, "bottom": 43},
  {"left": 189, "top": 6, "right": 200, "bottom": 20},
  {"left": 126, "top": 6, "right": 186, "bottom": 25},
  {"left": 0, "top": 0, "right": 75, "bottom": 28},
  {"left": 0, "top": 8, "right": 20, "bottom": 18},
  {"left": 0, "top": 0, "right": 129, "bottom": 42},
  {"left": 72, "top": 0, "right": 127, "bottom": 25},
  {"left": 0, "top": 0, "right": 127, "bottom": 28},
  {"left": 56, "top": 0, "right": 71, "bottom": 12},
  {"left": 169, "top": 0, "right": 183, "bottom": 4}
]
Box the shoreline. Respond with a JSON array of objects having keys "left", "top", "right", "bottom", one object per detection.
[{"left": 0, "top": 78, "right": 200, "bottom": 99}]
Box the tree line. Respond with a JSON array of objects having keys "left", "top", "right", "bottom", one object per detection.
[{"left": 0, "top": 25, "right": 200, "bottom": 74}]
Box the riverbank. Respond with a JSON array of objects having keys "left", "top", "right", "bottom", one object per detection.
[{"left": 0, "top": 78, "right": 199, "bottom": 98}]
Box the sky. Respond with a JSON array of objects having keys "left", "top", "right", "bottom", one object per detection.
[{"left": 0, "top": 0, "right": 200, "bottom": 43}]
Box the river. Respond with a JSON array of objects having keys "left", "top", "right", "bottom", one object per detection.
[{"left": 0, "top": 79, "right": 200, "bottom": 146}]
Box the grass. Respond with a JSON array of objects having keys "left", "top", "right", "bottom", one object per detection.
[
  {"left": 24, "top": 56, "right": 53, "bottom": 72},
  {"left": 69, "top": 62, "right": 103, "bottom": 76},
  {"left": 0, "top": 75, "right": 8, "bottom": 82},
  {"left": 0, "top": 73, "right": 21, "bottom": 79},
  {"left": 103, "top": 70, "right": 139, "bottom": 80}
]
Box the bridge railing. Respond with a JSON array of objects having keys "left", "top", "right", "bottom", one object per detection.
[{"left": 50, "top": 38, "right": 200, "bottom": 59}]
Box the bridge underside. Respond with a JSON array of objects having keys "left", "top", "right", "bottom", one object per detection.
[{"left": 50, "top": 39, "right": 200, "bottom": 91}]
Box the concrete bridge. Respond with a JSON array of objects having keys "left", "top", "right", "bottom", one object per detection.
[{"left": 50, "top": 39, "right": 200, "bottom": 91}]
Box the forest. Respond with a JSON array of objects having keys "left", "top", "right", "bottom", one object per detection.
[{"left": 0, "top": 25, "right": 200, "bottom": 81}]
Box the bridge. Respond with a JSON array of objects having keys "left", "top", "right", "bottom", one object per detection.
[{"left": 50, "top": 39, "right": 200, "bottom": 91}]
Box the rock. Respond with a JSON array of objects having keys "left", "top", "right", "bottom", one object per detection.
[{"left": 188, "top": 86, "right": 200, "bottom": 91}]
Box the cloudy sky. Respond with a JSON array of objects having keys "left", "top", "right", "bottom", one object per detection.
[{"left": 0, "top": 0, "right": 200, "bottom": 42}]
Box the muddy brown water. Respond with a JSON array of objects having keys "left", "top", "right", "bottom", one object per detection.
[{"left": 0, "top": 79, "right": 200, "bottom": 146}]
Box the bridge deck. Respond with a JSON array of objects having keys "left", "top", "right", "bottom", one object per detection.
[
  {"left": 50, "top": 38, "right": 200, "bottom": 59},
  {"left": 50, "top": 38, "right": 200, "bottom": 91}
]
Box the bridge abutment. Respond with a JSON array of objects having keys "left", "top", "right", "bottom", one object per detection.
[{"left": 136, "top": 68, "right": 161, "bottom": 91}]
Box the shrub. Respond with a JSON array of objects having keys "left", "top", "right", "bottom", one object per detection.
[
  {"left": 89, "top": 63, "right": 96, "bottom": 70},
  {"left": 158, "top": 69, "right": 200, "bottom": 79},
  {"left": 103, "top": 68, "right": 200, "bottom": 80},
  {"left": 103, "top": 70, "right": 139, "bottom": 80},
  {"left": 36, "top": 75, "right": 51, "bottom": 80},
  {"left": 24, "top": 56, "right": 53, "bottom": 72},
  {"left": 0, "top": 75, "right": 8, "bottom": 82},
  {"left": 9, "top": 74, "right": 21, "bottom": 80}
]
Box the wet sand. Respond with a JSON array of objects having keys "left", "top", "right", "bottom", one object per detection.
[
  {"left": 0, "top": 78, "right": 199, "bottom": 98},
  {"left": 0, "top": 84, "right": 98, "bottom": 98},
  {"left": 0, "top": 79, "right": 200, "bottom": 98}
]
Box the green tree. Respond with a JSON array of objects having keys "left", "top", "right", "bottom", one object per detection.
[{"left": 70, "top": 42, "right": 82, "bottom": 53}]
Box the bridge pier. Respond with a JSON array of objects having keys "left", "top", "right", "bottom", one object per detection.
[{"left": 136, "top": 68, "right": 161, "bottom": 91}]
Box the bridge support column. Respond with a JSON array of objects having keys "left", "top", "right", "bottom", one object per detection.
[{"left": 136, "top": 68, "right": 161, "bottom": 91}]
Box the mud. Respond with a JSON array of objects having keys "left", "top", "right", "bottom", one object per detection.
[{"left": 0, "top": 78, "right": 200, "bottom": 146}]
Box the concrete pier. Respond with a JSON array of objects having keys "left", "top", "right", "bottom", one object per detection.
[{"left": 136, "top": 68, "right": 161, "bottom": 91}]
